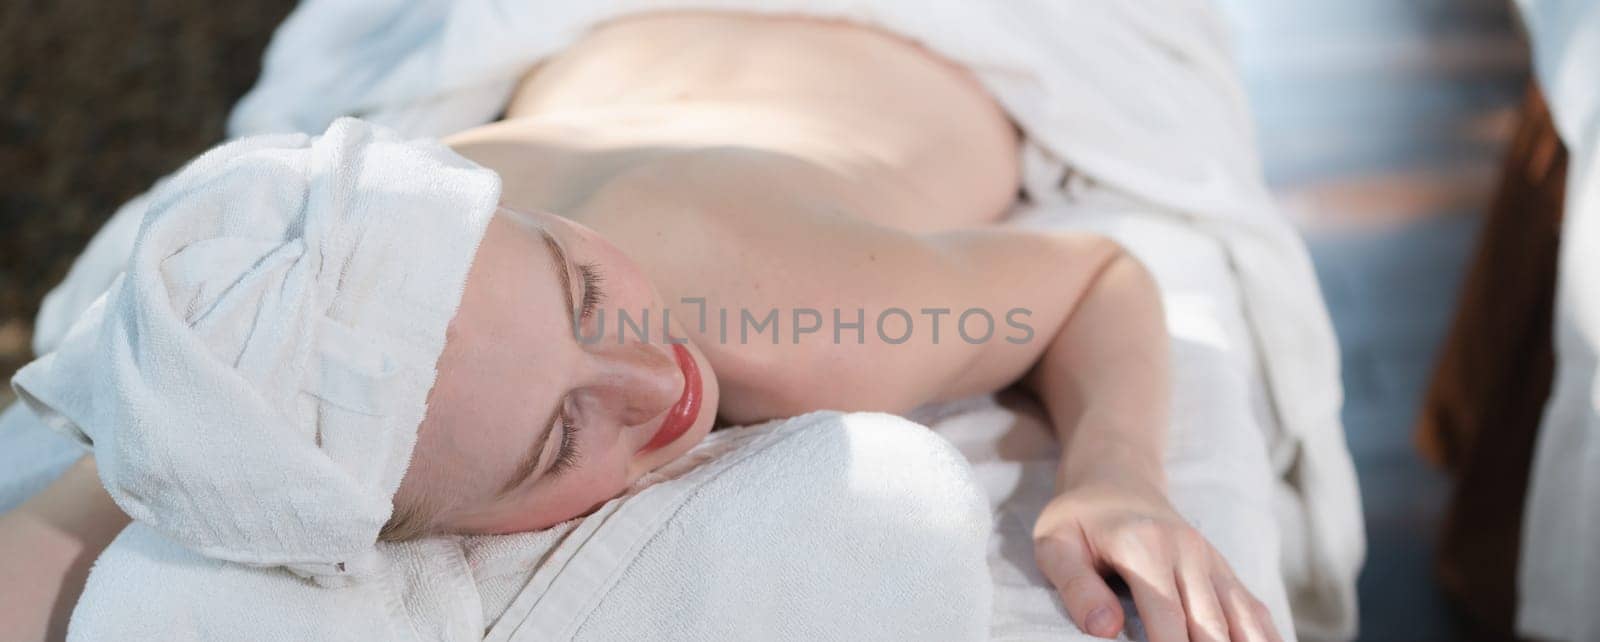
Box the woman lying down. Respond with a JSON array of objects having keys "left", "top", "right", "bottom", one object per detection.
[{"left": 2, "top": 11, "right": 1281, "bottom": 642}]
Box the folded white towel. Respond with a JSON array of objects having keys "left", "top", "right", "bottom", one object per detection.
[
  {"left": 66, "top": 522, "right": 485, "bottom": 641},
  {"left": 484, "top": 411, "right": 993, "bottom": 641},
  {"left": 66, "top": 410, "right": 993, "bottom": 641},
  {"left": 10, "top": 118, "right": 501, "bottom": 585}
]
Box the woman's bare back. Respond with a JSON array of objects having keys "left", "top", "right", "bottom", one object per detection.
[
  {"left": 491, "top": 10, "right": 1021, "bottom": 234},
  {"left": 446, "top": 11, "right": 1036, "bottom": 424}
]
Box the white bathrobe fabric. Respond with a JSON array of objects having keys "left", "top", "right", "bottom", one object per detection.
[
  {"left": 9, "top": 118, "right": 501, "bottom": 585},
  {"left": 2, "top": 1, "right": 1365, "bottom": 640},
  {"left": 1514, "top": 1, "right": 1600, "bottom": 640}
]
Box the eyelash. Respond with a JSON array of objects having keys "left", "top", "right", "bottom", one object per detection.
[
  {"left": 550, "top": 262, "right": 603, "bottom": 478},
  {"left": 578, "top": 261, "right": 606, "bottom": 320},
  {"left": 550, "top": 407, "right": 581, "bottom": 476}
]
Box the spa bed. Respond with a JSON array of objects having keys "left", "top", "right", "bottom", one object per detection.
[{"left": 2, "top": 1, "right": 1364, "bottom": 640}]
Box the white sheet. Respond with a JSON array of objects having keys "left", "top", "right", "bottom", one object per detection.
[
  {"left": 1513, "top": 1, "right": 1600, "bottom": 640},
  {"left": 7, "top": 1, "right": 1363, "bottom": 639}
]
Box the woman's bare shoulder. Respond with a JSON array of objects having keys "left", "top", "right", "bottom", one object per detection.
[{"left": 561, "top": 148, "right": 1119, "bottom": 425}]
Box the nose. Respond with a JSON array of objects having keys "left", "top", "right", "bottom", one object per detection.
[{"left": 586, "top": 339, "right": 683, "bottom": 426}]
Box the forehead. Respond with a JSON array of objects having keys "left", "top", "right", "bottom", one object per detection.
[
  {"left": 456, "top": 215, "right": 572, "bottom": 350},
  {"left": 415, "top": 214, "right": 575, "bottom": 507}
]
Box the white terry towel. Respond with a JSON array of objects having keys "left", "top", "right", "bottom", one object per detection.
[
  {"left": 10, "top": 118, "right": 502, "bottom": 584},
  {"left": 15, "top": 0, "right": 1363, "bottom": 639},
  {"left": 66, "top": 524, "right": 486, "bottom": 641},
  {"left": 67, "top": 410, "right": 994, "bottom": 641},
  {"left": 1513, "top": 1, "right": 1600, "bottom": 640}
]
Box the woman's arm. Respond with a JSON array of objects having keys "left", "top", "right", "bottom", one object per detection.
[
  {"left": 1015, "top": 244, "right": 1281, "bottom": 642},
  {"left": 720, "top": 215, "right": 1278, "bottom": 641},
  {"left": 917, "top": 230, "right": 1279, "bottom": 642},
  {"left": 0, "top": 456, "right": 129, "bottom": 642},
  {"left": 566, "top": 150, "right": 1275, "bottom": 639}
]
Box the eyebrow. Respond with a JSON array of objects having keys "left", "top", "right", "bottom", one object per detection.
[{"left": 498, "top": 228, "right": 580, "bottom": 495}]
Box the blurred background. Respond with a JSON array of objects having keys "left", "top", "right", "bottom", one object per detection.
[
  {"left": 0, "top": 0, "right": 297, "bottom": 389},
  {"left": 0, "top": 1, "right": 1558, "bottom": 640},
  {"left": 1216, "top": 1, "right": 1545, "bottom": 640}
]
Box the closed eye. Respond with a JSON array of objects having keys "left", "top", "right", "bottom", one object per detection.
[
  {"left": 549, "top": 405, "right": 582, "bottom": 477},
  {"left": 548, "top": 262, "right": 601, "bottom": 480}
]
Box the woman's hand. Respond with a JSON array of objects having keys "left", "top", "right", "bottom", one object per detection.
[{"left": 1032, "top": 473, "right": 1282, "bottom": 642}]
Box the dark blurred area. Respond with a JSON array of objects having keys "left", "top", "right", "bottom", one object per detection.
[
  {"left": 0, "top": 0, "right": 296, "bottom": 394},
  {"left": 1215, "top": 1, "right": 1530, "bottom": 639}
]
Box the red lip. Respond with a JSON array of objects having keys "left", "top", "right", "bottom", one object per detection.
[{"left": 639, "top": 343, "right": 702, "bottom": 454}]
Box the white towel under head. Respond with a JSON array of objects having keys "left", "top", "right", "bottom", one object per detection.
[
  {"left": 65, "top": 411, "right": 995, "bottom": 641},
  {"left": 9, "top": 117, "right": 502, "bottom": 585}
]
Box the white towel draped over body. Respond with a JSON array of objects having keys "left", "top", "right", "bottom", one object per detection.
[
  {"left": 1, "top": 1, "right": 1364, "bottom": 640},
  {"left": 1513, "top": 1, "right": 1600, "bottom": 640}
]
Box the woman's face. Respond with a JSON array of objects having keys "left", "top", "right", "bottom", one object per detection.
[{"left": 398, "top": 207, "right": 720, "bottom": 534}]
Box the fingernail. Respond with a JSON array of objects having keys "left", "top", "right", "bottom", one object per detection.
[{"left": 1086, "top": 606, "right": 1115, "bottom": 637}]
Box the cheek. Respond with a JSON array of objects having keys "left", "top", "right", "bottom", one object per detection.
[
  {"left": 536, "top": 465, "right": 632, "bottom": 525},
  {"left": 498, "top": 433, "right": 638, "bottom": 532},
  {"left": 486, "top": 465, "right": 630, "bottom": 532}
]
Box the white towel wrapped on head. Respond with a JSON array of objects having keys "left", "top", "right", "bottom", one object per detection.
[{"left": 9, "top": 117, "right": 501, "bottom": 585}]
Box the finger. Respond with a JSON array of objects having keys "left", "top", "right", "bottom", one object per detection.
[
  {"left": 1034, "top": 530, "right": 1124, "bottom": 638},
  {"left": 1105, "top": 533, "right": 1189, "bottom": 642},
  {"left": 1175, "top": 549, "right": 1228, "bottom": 642},
  {"left": 1215, "top": 574, "right": 1282, "bottom": 642}
]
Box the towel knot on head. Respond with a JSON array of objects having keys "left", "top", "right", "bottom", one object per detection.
[{"left": 11, "top": 117, "right": 501, "bottom": 585}]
